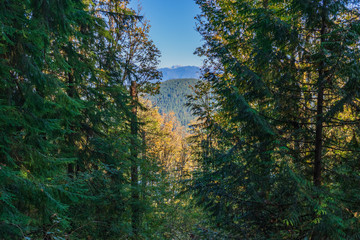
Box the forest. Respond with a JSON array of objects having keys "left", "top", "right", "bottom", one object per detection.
[
  {"left": 1, "top": 0, "right": 360, "bottom": 239},
  {"left": 147, "top": 78, "right": 198, "bottom": 126}
]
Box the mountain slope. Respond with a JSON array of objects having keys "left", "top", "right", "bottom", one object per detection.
[
  {"left": 159, "top": 66, "right": 200, "bottom": 81},
  {"left": 148, "top": 78, "right": 198, "bottom": 126}
]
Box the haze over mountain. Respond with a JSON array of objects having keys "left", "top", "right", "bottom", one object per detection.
[{"left": 159, "top": 66, "right": 200, "bottom": 81}]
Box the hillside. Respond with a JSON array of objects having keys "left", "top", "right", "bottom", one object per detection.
[
  {"left": 148, "top": 78, "right": 198, "bottom": 126},
  {"left": 159, "top": 66, "right": 200, "bottom": 81}
]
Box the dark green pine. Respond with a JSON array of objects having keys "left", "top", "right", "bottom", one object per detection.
[{"left": 190, "top": 0, "right": 360, "bottom": 238}]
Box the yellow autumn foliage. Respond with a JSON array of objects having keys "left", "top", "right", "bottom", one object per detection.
[{"left": 138, "top": 98, "right": 196, "bottom": 181}]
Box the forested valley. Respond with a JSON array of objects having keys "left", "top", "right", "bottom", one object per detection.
[
  {"left": 148, "top": 78, "right": 198, "bottom": 126},
  {"left": 1, "top": 0, "right": 360, "bottom": 239}
]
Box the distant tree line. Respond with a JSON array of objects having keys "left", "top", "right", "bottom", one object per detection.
[{"left": 148, "top": 78, "right": 198, "bottom": 127}]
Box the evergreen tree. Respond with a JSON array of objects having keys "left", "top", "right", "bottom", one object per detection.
[
  {"left": 116, "top": 8, "right": 161, "bottom": 237},
  {"left": 60, "top": 1, "right": 134, "bottom": 237},
  {"left": 190, "top": 0, "right": 360, "bottom": 238},
  {"left": 0, "top": 0, "right": 99, "bottom": 238},
  {"left": 0, "top": 0, "right": 160, "bottom": 239}
]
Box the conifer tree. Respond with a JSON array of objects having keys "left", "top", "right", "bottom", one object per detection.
[
  {"left": 0, "top": 0, "right": 98, "bottom": 238},
  {"left": 191, "top": 0, "right": 360, "bottom": 238},
  {"left": 0, "top": 0, "right": 160, "bottom": 238},
  {"left": 116, "top": 9, "right": 161, "bottom": 237}
]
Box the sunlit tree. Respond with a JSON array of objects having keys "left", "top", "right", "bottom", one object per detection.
[{"left": 190, "top": 0, "right": 360, "bottom": 238}]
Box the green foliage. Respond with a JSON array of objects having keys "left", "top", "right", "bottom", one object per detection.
[
  {"left": 189, "top": 0, "right": 360, "bottom": 239},
  {"left": 148, "top": 78, "right": 198, "bottom": 127},
  {"left": 0, "top": 0, "right": 162, "bottom": 239},
  {"left": 5, "top": 0, "right": 360, "bottom": 238},
  {"left": 137, "top": 99, "right": 210, "bottom": 240}
]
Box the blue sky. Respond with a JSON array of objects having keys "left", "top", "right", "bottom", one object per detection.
[{"left": 129, "top": 0, "right": 203, "bottom": 68}]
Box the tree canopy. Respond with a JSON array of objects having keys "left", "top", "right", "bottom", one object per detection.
[
  {"left": 1, "top": 0, "right": 360, "bottom": 239},
  {"left": 187, "top": 0, "right": 360, "bottom": 238}
]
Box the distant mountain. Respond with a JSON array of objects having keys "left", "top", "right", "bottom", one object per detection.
[
  {"left": 159, "top": 66, "right": 200, "bottom": 81},
  {"left": 147, "top": 78, "right": 198, "bottom": 127}
]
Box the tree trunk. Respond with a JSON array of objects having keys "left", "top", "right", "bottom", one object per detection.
[
  {"left": 312, "top": 2, "right": 327, "bottom": 239},
  {"left": 314, "top": 82, "right": 324, "bottom": 187},
  {"left": 67, "top": 71, "right": 75, "bottom": 179},
  {"left": 130, "top": 80, "right": 140, "bottom": 237},
  {"left": 141, "top": 130, "right": 147, "bottom": 202},
  {"left": 313, "top": 0, "right": 327, "bottom": 188}
]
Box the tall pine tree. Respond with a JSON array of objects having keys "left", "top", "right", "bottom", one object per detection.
[
  {"left": 190, "top": 0, "right": 360, "bottom": 238},
  {"left": 0, "top": 0, "right": 160, "bottom": 239}
]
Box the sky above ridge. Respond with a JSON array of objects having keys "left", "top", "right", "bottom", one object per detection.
[{"left": 129, "top": 0, "right": 203, "bottom": 68}]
